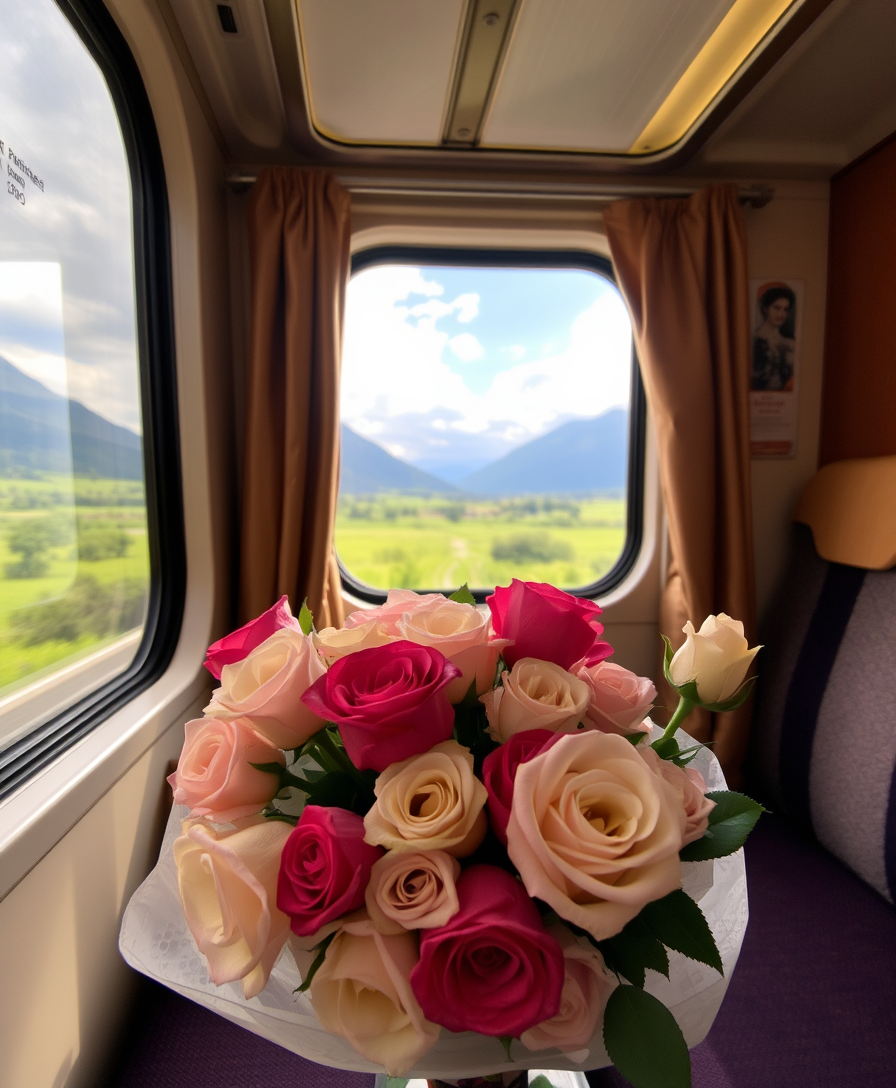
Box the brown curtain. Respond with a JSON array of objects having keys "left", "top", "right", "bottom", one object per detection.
[
  {"left": 604, "top": 184, "right": 755, "bottom": 784},
  {"left": 239, "top": 168, "right": 351, "bottom": 630}
]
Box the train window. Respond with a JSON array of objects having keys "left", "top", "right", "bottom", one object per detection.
[
  {"left": 0, "top": 1, "right": 183, "bottom": 795},
  {"left": 337, "top": 246, "right": 645, "bottom": 603}
]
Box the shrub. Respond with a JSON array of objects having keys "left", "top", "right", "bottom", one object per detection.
[
  {"left": 490, "top": 531, "right": 574, "bottom": 564},
  {"left": 10, "top": 575, "right": 147, "bottom": 646}
]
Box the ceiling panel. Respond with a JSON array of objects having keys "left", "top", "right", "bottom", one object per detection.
[
  {"left": 482, "top": 0, "right": 737, "bottom": 153},
  {"left": 297, "top": 0, "right": 465, "bottom": 144}
]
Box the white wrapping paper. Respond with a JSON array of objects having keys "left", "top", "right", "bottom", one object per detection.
[{"left": 119, "top": 733, "right": 748, "bottom": 1079}]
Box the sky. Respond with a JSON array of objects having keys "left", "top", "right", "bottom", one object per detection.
[
  {"left": 341, "top": 262, "right": 633, "bottom": 475},
  {"left": 0, "top": 1, "right": 141, "bottom": 433}
]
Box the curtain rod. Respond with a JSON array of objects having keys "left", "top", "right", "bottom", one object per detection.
[{"left": 225, "top": 172, "right": 774, "bottom": 208}]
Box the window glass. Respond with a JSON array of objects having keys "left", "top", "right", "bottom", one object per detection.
[
  {"left": 337, "top": 253, "right": 637, "bottom": 597},
  {"left": 0, "top": 1, "right": 148, "bottom": 750}
]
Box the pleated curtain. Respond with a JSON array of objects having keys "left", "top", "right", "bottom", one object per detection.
[
  {"left": 239, "top": 168, "right": 351, "bottom": 630},
  {"left": 604, "top": 183, "right": 756, "bottom": 784}
]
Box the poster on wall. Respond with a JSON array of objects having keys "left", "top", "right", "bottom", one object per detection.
[{"left": 749, "top": 278, "right": 803, "bottom": 458}]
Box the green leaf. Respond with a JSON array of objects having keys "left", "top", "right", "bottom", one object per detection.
[
  {"left": 679, "top": 790, "right": 766, "bottom": 862},
  {"left": 600, "top": 915, "right": 669, "bottom": 987},
  {"left": 249, "top": 761, "right": 287, "bottom": 777},
  {"left": 294, "top": 932, "right": 336, "bottom": 993},
  {"left": 637, "top": 890, "right": 723, "bottom": 975},
  {"left": 661, "top": 633, "right": 675, "bottom": 682},
  {"left": 262, "top": 809, "right": 298, "bottom": 826},
  {"left": 449, "top": 583, "right": 476, "bottom": 605},
  {"left": 497, "top": 1035, "right": 515, "bottom": 1061},
  {"left": 298, "top": 598, "right": 314, "bottom": 636},
  {"left": 383, "top": 1079, "right": 409, "bottom": 1088},
  {"left": 700, "top": 674, "right": 758, "bottom": 714},
  {"left": 304, "top": 769, "right": 376, "bottom": 816},
  {"left": 603, "top": 985, "right": 690, "bottom": 1088},
  {"left": 529, "top": 1077, "right": 556, "bottom": 1088}
]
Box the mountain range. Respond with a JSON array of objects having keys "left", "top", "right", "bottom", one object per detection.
[
  {"left": 0, "top": 355, "right": 143, "bottom": 479},
  {"left": 341, "top": 408, "right": 628, "bottom": 497}
]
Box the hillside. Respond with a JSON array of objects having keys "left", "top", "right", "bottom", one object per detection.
[
  {"left": 458, "top": 410, "right": 628, "bottom": 495},
  {"left": 0, "top": 354, "right": 143, "bottom": 478},
  {"left": 340, "top": 424, "right": 459, "bottom": 495}
]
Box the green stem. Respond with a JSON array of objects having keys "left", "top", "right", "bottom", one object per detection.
[
  {"left": 662, "top": 695, "right": 695, "bottom": 741},
  {"left": 314, "top": 727, "right": 369, "bottom": 788}
]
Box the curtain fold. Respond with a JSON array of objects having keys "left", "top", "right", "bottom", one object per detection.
[
  {"left": 239, "top": 168, "right": 351, "bottom": 630},
  {"left": 604, "top": 184, "right": 755, "bottom": 783}
]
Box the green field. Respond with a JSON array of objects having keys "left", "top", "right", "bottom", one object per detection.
[
  {"left": 0, "top": 474, "right": 149, "bottom": 697},
  {"left": 335, "top": 493, "right": 626, "bottom": 593}
]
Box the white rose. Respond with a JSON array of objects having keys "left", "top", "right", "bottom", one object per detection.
[
  {"left": 668, "top": 614, "right": 760, "bottom": 704},
  {"left": 204, "top": 627, "right": 326, "bottom": 749},
  {"left": 481, "top": 658, "right": 591, "bottom": 743},
  {"left": 313, "top": 619, "right": 393, "bottom": 663}
]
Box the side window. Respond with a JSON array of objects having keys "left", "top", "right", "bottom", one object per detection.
[
  {"left": 336, "top": 247, "right": 644, "bottom": 602},
  {"left": 0, "top": 0, "right": 183, "bottom": 793}
]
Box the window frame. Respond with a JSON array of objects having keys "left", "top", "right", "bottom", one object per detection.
[
  {"left": 0, "top": 0, "right": 185, "bottom": 800},
  {"left": 338, "top": 243, "right": 646, "bottom": 605}
]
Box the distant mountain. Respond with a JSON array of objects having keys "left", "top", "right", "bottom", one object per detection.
[
  {"left": 0, "top": 354, "right": 143, "bottom": 478},
  {"left": 411, "top": 457, "right": 492, "bottom": 485},
  {"left": 459, "top": 410, "right": 628, "bottom": 495},
  {"left": 340, "top": 424, "right": 459, "bottom": 495}
]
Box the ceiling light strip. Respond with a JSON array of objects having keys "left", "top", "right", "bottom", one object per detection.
[{"left": 630, "top": 0, "right": 799, "bottom": 154}]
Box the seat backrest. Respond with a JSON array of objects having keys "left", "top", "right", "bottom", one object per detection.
[{"left": 750, "top": 457, "right": 896, "bottom": 904}]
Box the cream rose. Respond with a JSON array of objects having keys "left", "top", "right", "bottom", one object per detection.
[
  {"left": 574, "top": 660, "right": 656, "bottom": 737},
  {"left": 668, "top": 614, "right": 760, "bottom": 705},
  {"left": 520, "top": 925, "right": 615, "bottom": 1053},
  {"left": 363, "top": 740, "right": 488, "bottom": 857},
  {"left": 507, "top": 732, "right": 686, "bottom": 941},
  {"left": 396, "top": 597, "right": 508, "bottom": 703},
  {"left": 481, "top": 658, "right": 591, "bottom": 743},
  {"left": 173, "top": 817, "right": 292, "bottom": 999},
  {"left": 204, "top": 627, "right": 326, "bottom": 749},
  {"left": 640, "top": 748, "right": 716, "bottom": 846},
  {"left": 309, "top": 915, "right": 440, "bottom": 1075},
  {"left": 365, "top": 850, "right": 461, "bottom": 934},
  {"left": 313, "top": 619, "right": 393, "bottom": 663}
]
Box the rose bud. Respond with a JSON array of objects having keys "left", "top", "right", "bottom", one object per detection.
[{"left": 668, "top": 614, "right": 760, "bottom": 705}]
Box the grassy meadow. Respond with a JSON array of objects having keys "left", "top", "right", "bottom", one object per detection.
[
  {"left": 0, "top": 474, "right": 149, "bottom": 697},
  {"left": 336, "top": 492, "right": 626, "bottom": 593}
]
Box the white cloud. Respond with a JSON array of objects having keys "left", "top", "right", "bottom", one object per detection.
[
  {"left": 454, "top": 293, "right": 479, "bottom": 323},
  {"left": 448, "top": 332, "right": 484, "bottom": 362},
  {"left": 501, "top": 344, "right": 526, "bottom": 361}
]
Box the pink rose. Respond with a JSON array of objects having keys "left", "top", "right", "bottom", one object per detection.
[
  {"left": 309, "top": 916, "right": 440, "bottom": 1075},
  {"left": 277, "top": 806, "right": 383, "bottom": 937},
  {"left": 301, "top": 641, "right": 461, "bottom": 772},
  {"left": 480, "top": 658, "right": 592, "bottom": 743},
  {"left": 397, "top": 596, "right": 509, "bottom": 703},
  {"left": 313, "top": 619, "right": 393, "bottom": 663},
  {"left": 167, "top": 717, "right": 284, "bottom": 822},
  {"left": 486, "top": 580, "right": 612, "bottom": 669},
  {"left": 343, "top": 589, "right": 444, "bottom": 635},
  {"left": 507, "top": 732, "right": 686, "bottom": 941},
  {"left": 641, "top": 749, "right": 716, "bottom": 846},
  {"left": 204, "top": 628, "right": 327, "bottom": 750},
  {"left": 520, "top": 925, "right": 615, "bottom": 1053},
  {"left": 204, "top": 596, "right": 300, "bottom": 679},
  {"left": 481, "top": 728, "right": 555, "bottom": 844},
  {"left": 410, "top": 864, "right": 565, "bottom": 1038},
  {"left": 365, "top": 850, "right": 461, "bottom": 933},
  {"left": 573, "top": 660, "right": 656, "bottom": 736},
  {"left": 173, "top": 816, "right": 292, "bottom": 999}
]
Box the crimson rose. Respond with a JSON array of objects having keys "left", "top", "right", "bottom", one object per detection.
[
  {"left": 301, "top": 641, "right": 461, "bottom": 772},
  {"left": 486, "top": 579, "right": 612, "bottom": 669},
  {"left": 481, "top": 728, "right": 555, "bottom": 844}
]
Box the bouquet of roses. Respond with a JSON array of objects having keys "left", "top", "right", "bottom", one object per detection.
[{"left": 162, "top": 580, "right": 762, "bottom": 1088}]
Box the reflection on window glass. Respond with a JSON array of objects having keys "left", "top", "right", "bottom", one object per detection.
[
  {"left": 336, "top": 259, "right": 633, "bottom": 594},
  {"left": 0, "top": 1, "right": 147, "bottom": 748}
]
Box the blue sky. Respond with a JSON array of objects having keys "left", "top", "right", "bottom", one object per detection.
[{"left": 341, "top": 262, "right": 632, "bottom": 474}]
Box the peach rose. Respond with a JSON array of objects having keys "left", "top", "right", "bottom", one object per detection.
[
  {"left": 573, "top": 660, "right": 656, "bottom": 737},
  {"left": 396, "top": 596, "right": 509, "bottom": 702},
  {"left": 668, "top": 614, "right": 760, "bottom": 704},
  {"left": 167, "top": 717, "right": 284, "bottom": 822},
  {"left": 481, "top": 658, "right": 591, "bottom": 743},
  {"left": 641, "top": 748, "right": 716, "bottom": 846},
  {"left": 204, "top": 627, "right": 326, "bottom": 749},
  {"left": 507, "top": 732, "right": 686, "bottom": 941},
  {"left": 313, "top": 619, "right": 393, "bottom": 663},
  {"left": 309, "top": 915, "right": 440, "bottom": 1075},
  {"left": 173, "top": 817, "right": 292, "bottom": 999},
  {"left": 365, "top": 850, "right": 461, "bottom": 934},
  {"left": 343, "top": 589, "right": 444, "bottom": 635},
  {"left": 363, "top": 740, "right": 488, "bottom": 857},
  {"left": 520, "top": 925, "right": 615, "bottom": 1053}
]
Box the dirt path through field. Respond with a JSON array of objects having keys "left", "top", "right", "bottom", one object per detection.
[{"left": 442, "top": 537, "right": 469, "bottom": 589}]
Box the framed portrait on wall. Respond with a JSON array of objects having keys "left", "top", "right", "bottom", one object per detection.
[{"left": 749, "top": 278, "right": 803, "bottom": 458}]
